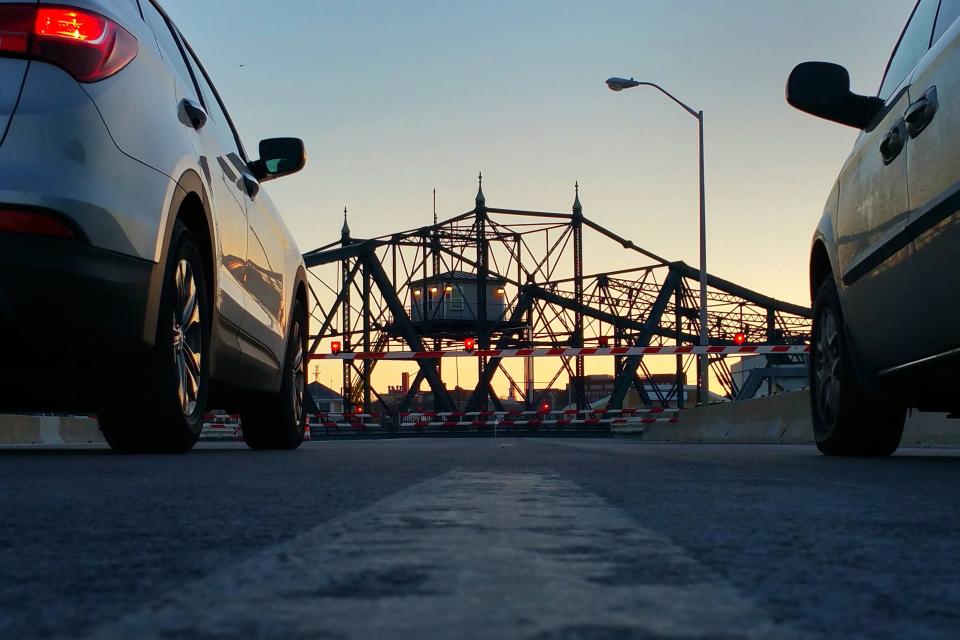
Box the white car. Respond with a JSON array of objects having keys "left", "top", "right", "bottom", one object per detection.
[
  {"left": 788, "top": 0, "right": 960, "bottom": 455},
  {"left": 0, "top": 0, "right": 310, "bottom": 452}
]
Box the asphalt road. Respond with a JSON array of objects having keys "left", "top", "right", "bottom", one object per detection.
[{"left": 2, "top": 438, "right": 959, "bottom": 639}]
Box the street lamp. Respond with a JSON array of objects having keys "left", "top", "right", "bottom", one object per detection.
[{"left": 606, "top": 76, "right": 710, "bottom": 405}]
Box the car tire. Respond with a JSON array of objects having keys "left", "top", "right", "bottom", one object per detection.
[
  {"left": 810, "top": 277, "right": 905, "bottom": 457},
  {"left": 241, "top": 300, "right": 307, "bottom": 450},
  {"left": 99, "top": 221, "right": 208, "bottom": 453}
]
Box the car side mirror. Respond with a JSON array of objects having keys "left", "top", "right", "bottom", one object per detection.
[
  {"left": 249, "top": 138, "right": 307, "bottom": 182},
  {"left": 787, "top": 62, "right": 884, "bottom": 130}
]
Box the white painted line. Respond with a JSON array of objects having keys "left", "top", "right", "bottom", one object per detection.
[{"left": 87, "top": 472, "right": 792, "bottom": 639}]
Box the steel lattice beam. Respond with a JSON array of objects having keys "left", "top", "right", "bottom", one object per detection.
[{"left": 303, "top": 178, "right": 812, "bottom": 410}]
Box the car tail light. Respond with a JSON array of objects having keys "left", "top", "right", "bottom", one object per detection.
[
  {"left": 0, "top": 208, "right": 75, "bottom": 239},
  {"left": 0, "top": 4, "right": 138, "bottom": 82}
]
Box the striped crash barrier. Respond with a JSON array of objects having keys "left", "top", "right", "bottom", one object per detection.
[
  {"left": 400, "top": 411, "right": 502, "bottom": 430},
  {"left": 498, "top": 408, "right": 678, "bottom": 429},
  {"left": 400, "top": 407, "right": 678, "bottom": 432},
  {"left": 201, "top": 413, "right": 242, "bottom": 440},
  {"left": 309, "top": 412, "right": 382, "bottom": 434},
  {"left": 310, "top": 344, "right": 809, "bottom": 361},
  {"left": 202, "top": 413, "right": 314, "bottom": 442}
]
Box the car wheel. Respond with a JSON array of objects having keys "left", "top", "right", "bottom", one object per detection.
[
  {"left": 241, "top": 300, "right": 307, "bottom": 450},
  {"left": 810, "top": 278, "right": 905, "bottom": 456},
  {"left": 99, "top": 221, "right": 208, "bottom": 453}
]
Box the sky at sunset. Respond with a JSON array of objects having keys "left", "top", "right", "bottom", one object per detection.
[{"left": 163, "top": 0, "right": 918, "bottom": 397}]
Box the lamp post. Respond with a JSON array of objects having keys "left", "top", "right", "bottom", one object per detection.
[{"left": 606, "top": 77, "right": 709, "bottom": 405}]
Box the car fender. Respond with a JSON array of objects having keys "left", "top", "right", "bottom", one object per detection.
[
  {"left": 810, "top": 180, "right": 878, "bottom": 391},
  {"left": 142, "top": 169, "right": 217, "bottom": 345},
  {"left": 809, "top": 181, "right": 841, "bottom": 300},
  {"left": 283, "top": 250, "right": 309, "bottom": 359}
]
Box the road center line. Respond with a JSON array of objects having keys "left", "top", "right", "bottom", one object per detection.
[{"left": 88, "top": 471, "right": 791, "bottom": 639}]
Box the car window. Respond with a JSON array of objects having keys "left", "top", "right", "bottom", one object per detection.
[
  {"left": 934, "top": 0, "right": 960, "bottom": 43},
  {"left": 879, "top": 0, "right": 940, "bottom": 100},
  {"left": 142, "top": 1, "right": 200, "bottom": 104},
  {"left": 182, "top": 44, "right": 248, "bottom": 163}
]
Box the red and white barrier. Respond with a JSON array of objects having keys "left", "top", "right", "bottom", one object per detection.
[
  {"left": 309, "top": 413, "right": 382, "bottom": 434},
  {"left": 202, "top": 413, "right": 242, "bottom": 440},
  {"left": 400, "top": 411, "right": 501, "bottom": 430},
  {"left": 198, "top": 407, "right": 675, "bottom": 439},
  {"left": 399, "top": 407, "right": 678, "bottom": 431},
  {"left": 310, "top": 344, "right": 809, "bottom": 361}
]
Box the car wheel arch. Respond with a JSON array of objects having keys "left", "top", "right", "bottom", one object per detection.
[
  {"left": 288, "top": 268, "right": 309, "bottom": 355},
  {"left": 810, "top": 237, "right": 878, "bottom": 394},
  {"left": 294, "top": 267, "right": 308, "bottom": 309},
  {"left": 143, "top": 169, "right": 218, "bottom": 346},
  {"left": 809, "top": 239, "right": 834, "bottom": 303}
]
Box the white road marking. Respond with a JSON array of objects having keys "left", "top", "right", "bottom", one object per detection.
[{"left": 89, "top": 472, "right": 792, "bottom": 639}]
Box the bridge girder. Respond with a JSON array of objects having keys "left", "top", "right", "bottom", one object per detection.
[{"left": 303, "top": 179, "right": 811, "bottom": 412}]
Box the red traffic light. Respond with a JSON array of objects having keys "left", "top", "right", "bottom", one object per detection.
[
  {"left": 464, "top": 337, "right": 476, "bottom": 352},
  {"left": 540, "top": 402, "right": 550, "bottom": 413},
  {"left": 331, "top": 341, "right": 342, "bottom": 354},
  {"left": 734, "top": 332, "right": 747, "bottom": 346}
]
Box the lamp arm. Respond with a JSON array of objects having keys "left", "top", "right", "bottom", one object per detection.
[{"left": 637, "top": 82, "right": 701, "bottom": 119}]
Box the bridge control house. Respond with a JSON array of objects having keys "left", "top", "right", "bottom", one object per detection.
[{"left": 406, "top": 271, "right": 515, "bottom": 338}]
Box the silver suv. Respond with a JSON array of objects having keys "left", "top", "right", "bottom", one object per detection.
[
  {"left": 0, "top": 0, "right": 310, "bottom": 452},
  {"left": 788, "top": 0, "right": 960, "bottom": 456}
]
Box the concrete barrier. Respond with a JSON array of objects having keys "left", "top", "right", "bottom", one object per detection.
[
  {"left": 0, "top": 415, "right": 242, "bottom": 445},
  {"left": 0, "top": 414, "right": 104, "bottom": 445},
  {"left": 2, "top": 395, "right": 957, "bottom": 447},
  {"left": 902, "top": 410, "right": 960, "bottom": 448},
  {"left": 631, "top": 392, "right": 812, "bottom": 444},
  {"left": 632, "top": 390, "right": 960, "bottom": 448}
]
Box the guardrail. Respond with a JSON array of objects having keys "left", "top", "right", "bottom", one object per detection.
[
  {"left": 399, "top": 408, "right": 677, "bottom": 434},
  {"left": 199, "top": 408, "right": 680, "bottom": 441},
  {"left": 201, "top": 414, "right": 242, "bottom": 440},
  {"left": 308, "top": 413, "right": 383, "bottom": 435}
]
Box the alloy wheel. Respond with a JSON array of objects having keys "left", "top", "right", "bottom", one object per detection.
[
  {"left": 815, "top": 306, "right": 841, "bottom": 425},
  {"left": 172, "top": 258, "right": 202, "bottom": 416},
  {"left": 291, "top": 320, "right": 305, "bottom": 422}
]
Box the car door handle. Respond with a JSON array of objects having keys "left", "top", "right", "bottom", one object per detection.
[
  {"left": 240, "top": 171, "right": 260, "bottom": 199},
  {"left": 880, "top": 120, "right": 906, "bottom": 165},
  {"left": 179, "top": 98, "right": 208, "bottom": 130},
  {"left": 905, "top": 86, "right": 938, "bottom": 138}
]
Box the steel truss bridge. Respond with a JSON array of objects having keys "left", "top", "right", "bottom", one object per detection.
[{"left": 303, "top": 177, "right": 812, "bottom": 415}]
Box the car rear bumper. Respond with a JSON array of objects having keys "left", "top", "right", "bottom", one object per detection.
[{"left": 0, "top": 233, "right": 159, "bottom": 411}]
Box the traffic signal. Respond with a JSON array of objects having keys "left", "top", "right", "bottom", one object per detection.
[
  {"left": 464, "top": 337, "right": 476, "bottom": 352},
  {"left": 734, "top": 332, "right": 747, "bottom": 346},
  {"left": 331, "top": 341, "right": 342, "bottom": 354},
  {"left": 540, "top": 402, "right": 551, "bottom": 413}
]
